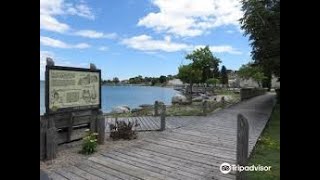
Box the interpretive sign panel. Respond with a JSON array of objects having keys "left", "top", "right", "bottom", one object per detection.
[{"left": 45, "top": 66, "right": 101, "bottom": 114}]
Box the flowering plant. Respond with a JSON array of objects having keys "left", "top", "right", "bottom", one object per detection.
[{"left": 80, "top": 129, "right": 98, "bottom": 155}]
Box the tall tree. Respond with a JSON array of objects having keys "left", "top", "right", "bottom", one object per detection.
[
  {"left": 238, "top": 63, "right": 266, "bottom": 87},
  {"left": 159, "top": 75, "right": 167, "bottom": 83},
  {"left": 220, "top": 65, "right": 229, "bottom": 86},
  {"left": 185, "top": 46, "right": 221, "bottom": 83},
  {"left": 177, "top": 64, "right": 202, "bottom": 94},
  {"left": 113, "top": 77, "right": 120, "bottom": 84},
  {"left": 240, "top": 0, "right": 280, "bottom": 88}
]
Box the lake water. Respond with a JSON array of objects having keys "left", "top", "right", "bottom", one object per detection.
[{"left": 40, "top": 81, "right": 179, "bottom": 115}]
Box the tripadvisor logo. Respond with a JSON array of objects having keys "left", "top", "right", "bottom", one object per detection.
[{"left": 220, "top": 163, "right": 271, "bottom": 174}]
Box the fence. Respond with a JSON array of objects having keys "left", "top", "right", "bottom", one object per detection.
[
  {"left": 40, "top": 110, "right": 105, "bottom": 161},
  {"left": 240, "top": 88, "right": 267, "bottom": 101}
]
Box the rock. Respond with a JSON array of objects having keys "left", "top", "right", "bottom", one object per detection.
[
  {"left": 111, "top": 106, "right": 130, "bottom": 113},
  {"left": 192, "top": 96, "right": 203, "bottom": 102},
  {"left": 172, "top": 94, "right": 187, "bottom": 104}
]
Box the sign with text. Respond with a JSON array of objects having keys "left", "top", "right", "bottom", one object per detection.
[{"left": 45, "top": 66, "right": 101, "bottom": 114}]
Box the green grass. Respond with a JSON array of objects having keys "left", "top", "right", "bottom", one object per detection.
[{"left": 246, "top": 104, "right": 280, "bottom": 180}]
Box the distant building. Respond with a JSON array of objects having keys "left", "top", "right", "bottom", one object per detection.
[
  {"left": 121, "top": 80, "right": 129, "bottom": 84},
  {"left": 227, "top": 70, "right": 280, "bottom": 88},
  {"left": 167, "top": 79, "right": 184, "bottom": 86}
]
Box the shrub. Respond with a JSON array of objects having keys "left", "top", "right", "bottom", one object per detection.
[
  {"left": 110, "top": 120, "right": 138, "bottom": 140},
  {"left": 80, "top": 129, "right": 98, "bottom": 155}
]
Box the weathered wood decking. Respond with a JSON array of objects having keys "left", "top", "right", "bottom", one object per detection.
[
  {"left": 42, "top": 93, "right": 276, "bottom": 180},
  {"left": 105, "top": 116, "right": 202, "bottom": 132}
]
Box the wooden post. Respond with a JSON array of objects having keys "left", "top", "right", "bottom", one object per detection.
[
  {"left": 46, "top": 116, "right": 57, "bottom": 160},
  {"left": 202, "top": 100, "right": 208, "bottom": 115},
  {"left": 160, "top": 104, "right": 166, "bottom": 131},
  {"left": 67, "top": 113, "right": 74, "bottom": 142},
  {"left": 154, "top": 101, "right": 159, "bottom": 116},
  {"left": 97, "top": 110, "right": 105, "bottom": 144},
  {"left": 236, "top": 114, "right": 249, "bottom": 180},
  {"left": 90, "top": 113, "right": 97, "bottom": 132},
  {"left": 40, "top": 116, "right": 47, "bottom": 160}
]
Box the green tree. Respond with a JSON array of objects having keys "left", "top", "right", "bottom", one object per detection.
[
  {"left": 238, "top": 63, "right": 266, "bottom": 87},
  {"left": 240, "top": 0, "right": 280, "bottom": 88},
  {"left": 151, "top": 79, "right": 157, "bottom": 86},
  {"left": 113, "top": 77, "right": 120, "bottom": 84},
  {"left": 185, "top": 46, "right": 221, "bottom": 83},
  {"left": 206, "top": 78, "right": 220, "bottom": 87},
  {"left": 220, "top": 65, "right": 228, "bottom": 86},
  {"left": 159, "top": 75, "right": 167, "bottom": 84},
  {"left": 177, "top": 64, "right": 202, "bottom": 94}
]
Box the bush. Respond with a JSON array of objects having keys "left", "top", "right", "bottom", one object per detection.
[
  {"left": 80, "top": 129, "right": 98, "bottom": 155},
  {"left": 110, "top": 120, "right": 138, "bottom": 140}
]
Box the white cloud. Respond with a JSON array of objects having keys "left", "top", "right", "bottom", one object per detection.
[
  {"left": 98, "top": 46, "right": 109, "bottom": 51},
  {"left": 193, "top": 45, "right": 242, "bottom": 54},
  {"left": 74, "top": 30, "right": 117, "bottom": 39},
  {"left": 121, "top": 35, "right": 190, "bottom": 52},
  {"left": 40, "top": 14, "right": 70, "bottom": 33},
  {"left": 65, "top": 3, "right": 95, "bottom": 20},
  {"left": 40, "top": 36, "right": 90, "bottom": 49},
  {"left": 122, "top": 34, "right": 242, "bottom": 54},
  {"left": 40, "top": 0, "right": 118, "bottom": 41},
  {"left": 138, "top": 0, "right": 243, "bottom": 37},
  {"left": 40, "top": 0, "right": 94, "bottom": 33},
  {"left": 226, "top": 30, "right": 234, "bottom": 34},
  {"left": 40, "top": 50, "right": 90, "bottom": 80}
]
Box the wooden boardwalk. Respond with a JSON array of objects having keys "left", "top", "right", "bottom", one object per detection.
[
  {"left": 105, "top": 116, "right": 202, "bottom": 132},
  {"left": 43, "top": 93, "right": 276, "bottom": 180}
]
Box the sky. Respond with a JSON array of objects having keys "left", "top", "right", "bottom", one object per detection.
[{"left": 40, "top": 0, "right": 252, "bottom": 81}]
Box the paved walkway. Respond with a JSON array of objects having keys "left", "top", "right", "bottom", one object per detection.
[{"left": 43, "top": 93, "right": 276, "bottom": 180}]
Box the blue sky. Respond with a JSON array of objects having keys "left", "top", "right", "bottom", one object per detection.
[{"left": 40, "top": 0, "right": 252, "bottom": 80}]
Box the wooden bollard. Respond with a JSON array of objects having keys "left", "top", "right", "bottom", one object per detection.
[
  {"left": 202, "top": 100, "right": 208, "bottom": 115},
  {"left": 154, "top": 101, "right": 159, "bottom": 116},
  {"left": 40, "top": 116, "right": 47, "bottom": 160},
  {"left": 236, "top": 114, "right": 249, "bottom": 180},
  {"left": 97, "top": 111, "right": 106, "bottom": 145},
  {"left": 46, "top": 117, "right": 57, "bottom": 160},
  {"left": 160, "top": 104, "right": 166, "bottom": 131}
]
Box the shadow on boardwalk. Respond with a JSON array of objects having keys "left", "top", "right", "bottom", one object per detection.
[{"left": 41, "top": 93, "right": 276, "bottom": 180}]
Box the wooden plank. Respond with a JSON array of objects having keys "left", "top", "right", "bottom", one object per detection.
[
  {"left": 56, "top": 128, "right": 86, "bottom": 144},
  {"left": 48, "top": 171, "right": 68, "bottom": 180},
  {"left": 54, "top": 168, "right": 86, "bottom": 180},
  {"left": 142, "top": 139, "right": 236, "bottom": 159},
  {"left": 100, "top": 152, "right": 198, "bottom": 180},
  {"left": 66, "top": 165, "right": 104, "bottom": 180},
  {"left": 90, "top": 156, "right": 167, "bottom": 180},
  {"left": 98, "top": 153, "right": 180, "bottom": 180},
  {"left": 86, "top": 160, "right": 141, "bottom": 180},
  {"left": 130, "top": 141, "right": 236, "bottom": 167},
  {"left": 55, "top": 115, "right": 91, "bottom": 129},
  {"left": 75, "top": 163, "right": 122, "bottom": 180},
  {"left": 145, "top": 116, "right": 158, "bottom": 129},
  {"left": 141, "top": 117, "right": 153, "bottom": 130},
  {"left": 145, "top": 116, "right": 159, "bottom": 130},
  {"left": 155, "top": 135, "right": 236, "bottom": 152},
  {"left": 109, "top": 149, "right": 217, "bottom": 179},
  {"left": 137, "top": 117, "right": 147, "bottom": 130}
]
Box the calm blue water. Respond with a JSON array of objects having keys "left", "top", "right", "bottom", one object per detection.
[{"left": 40, "top": 81, "right": 179, "bottom": 115}]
